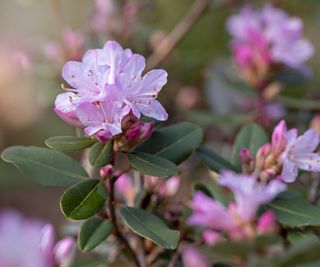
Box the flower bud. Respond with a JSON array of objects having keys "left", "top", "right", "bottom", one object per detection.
[
  {"left": 159, "top": 176, "right": 180, "bottom": 197},
  {"left": 257, "top": 210, "right": 276, "bottom": 234},
  {"left": 271, "top": 120, "right": 287, "bottom": 155},
  {"left": 96, "top": 130, "right": 113, "bottom": 143},
  {"left": 125, "top": 121, "right": 153, "bottom": 142},
  {"left": 54, "top": 237, "right": 75, "bottom": 267},
  {"left": 255, "top": 143, "right": 271, "bottom": 170},
  {"left": 100, "top": 165, "right": 113, "bottom": 178},
  {"left": 203, "top": 230, "right": 221, "bottom": 246}
]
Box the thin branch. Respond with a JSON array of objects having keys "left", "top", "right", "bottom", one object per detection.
[
  {"left": 167, "top": 250, "right": 180, "bottom": 267},
  {"left": 146, "top": 0, "right": 209, "bottom": 71},
  {"left": 108, "top": 178, "right": 141, "bottom": 267}
]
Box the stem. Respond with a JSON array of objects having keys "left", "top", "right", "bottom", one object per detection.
[
  {"left": 308, "top": 175, "right": 320, "bottom": 204},
  {"left": 145, "top": 0, "right": 209, "bottom": 71},
  {"left": 167, "top": 250, "right": 180, "bottom": 267},
  {"left": 108, "top": 178, "right": 141, "bottom": 267}
]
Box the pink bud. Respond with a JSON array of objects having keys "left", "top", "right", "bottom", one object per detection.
[
  {"left": 239, "top": 148, "right": 253, "bottom": 164},
  {"left": 124, "top": 121, "right": 153, "bottom": 144},
  {"left": 159, "top": 176, "right": 180, "bottom": 197},
  {"left": 100, "top": 165, "right": 113, "bottom": 178},
  {"left": 54, "top": 237, "right": 75, "bottom": 267},
  {"left": 181, "top": 246, "right": 209, "bottom": 267},
  {"left": 96, "top": 130, "right": 113, "bottom": 143},
  {"left": 257, "top": 210, "right": 276, "bottom": 234},
  {"left": 203, "top": 230, "right": 221, "bottom": 246},
  {"left": 256, "top": 143, "right": 271, "bottom": 168},
  {"left": 271, "top": 120, "right": 287, "bottom": 155},
  {"left": 310, "top": 114, "right": 320, "bottom": 135}
]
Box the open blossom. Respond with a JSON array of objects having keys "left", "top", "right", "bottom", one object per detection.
[
  {"left": 226, "top": 4, "right": 313, "bottom": 72},
  {"left": 188, "top": 172, "right": 286, "bottom": 240},
  {"left": 280, "top": 128, "right": 320, "bottom": 182},
  {"left": 55, "top": 41, "right": 168, "bottom": 140},
  {"left": 255, "top": 120, "right": 320, "bottom": 183},
  {"left": 0, "top": 210, "right": 75, "bottom": 267}
]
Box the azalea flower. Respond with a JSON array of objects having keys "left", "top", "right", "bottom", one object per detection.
[
  {"left": 226, "top": 4, "right": 313, "bottom": 70},
  {"left": 55, "top": 41, "right": 168, "bottom": 139},
  {"left": 280, "top": 128, "right": 320, "bottom": 182},
  {"left": 188, "top": 172, "right": 286, "bottom": 240},
  {"left": 0, "top": 210, "right": 75, "bottom": 267}
]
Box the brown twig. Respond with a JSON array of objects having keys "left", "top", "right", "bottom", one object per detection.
[
  {"left": 167, "top": 250, "right": 181, "bottom": 267},
  {"left": 108, "top": 178, "right": 141, "bottom": 267},
  {"left": 145, "top": 0, "right": 209, "bottom": 71}
]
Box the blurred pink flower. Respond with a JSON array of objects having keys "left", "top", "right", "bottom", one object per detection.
[
  {"left": 0, "top": 210, "right": 75, "bottom": 267},
  {"left": 55, "top": 41, "right": 168, "bottom": 139},
  {"left": 203, "top": 230, "right": 221, "bottom": 246},
  {"left": 115, "top": 174, "right": 136, "bottom": 205},
  {"left": 176, "top": 86, "right": 199, "bottom": 110},
  {"left": 257, "top": 211, "right": 277, "bottom": 235},
  {"left": 159, "top": 176, "right": 180, "bottom": 197},
  {"left": 227, "top": 4, "right": 313, "bottom": 70}
]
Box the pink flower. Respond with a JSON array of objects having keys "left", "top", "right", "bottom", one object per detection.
[
  {"left": 159, "top": 176, "right": 180, "bottom": 197},
  {"left": 218, "top": 171, "right": 286, "bottom": 222},
  {"left": 280, "top": 128, "right": 320, "bottom": 183},
  {"left": 188, "top": 192, "right": 235, "bottom": 231},
  {"left": 181, "top": 246, "right": 209, "bottom": 267},
  {"left": 203, "top": 230, "right": 221, "bottom": 246},
  {"left": 54, "top": 237, "right": 76, "bottom": 267},
  {"left": 55, "top": 41, "right": 168, "bottom": 139},
  {"left": 0, "top": 210, "right": 75, "bottom": 267},
  {"left": 115, "top": 174, "right": 136, "bottom": 205},
  {"left": 226, "top": 4, "right": 313, "bottom": 70}
]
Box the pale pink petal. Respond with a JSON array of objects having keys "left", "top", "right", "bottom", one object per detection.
[
  {"left": 294, "top": 129, "right": 319, "bottom": 154},
  {"left": 281, "top": 158, "right": 299, "bottom": 183},
  {"left": 293, "top": 153, "right": 320, "bottom": 172}
]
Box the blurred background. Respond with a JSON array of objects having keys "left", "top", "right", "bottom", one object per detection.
[{"left": 1, "top": 0, "right": 320, "bottom": 231}]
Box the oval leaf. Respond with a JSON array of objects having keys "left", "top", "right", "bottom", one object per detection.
[
  {"left": 196, "top": 146, "right": 237, "bottom": 172},
  {"left": 231, "top": 124, "right": 268, "bottom": 168},
  {"left": 268, "top": 196, "right": 320, "bottom": 227},
  {"left": 136, "top": 122, "right": 203, "bottom": 164},
  {"left": 119, "top": 207, "right": 180, "bottom": 250},
  {"left": 60, "top": 179, "right": 107, "bottom": 220},
  {"left": 45, "top": 136, "right": 96, "bottom": 152},
  {"left": 1, "top": 146, "right": 88, "bottom": 186},
  {"left": 78, "top": 217, "right": 113, "bottom": 252},
  {"left": 89, "top": 141, "right": 113, "bottom": 168},
  {"left": 127, "top": 152, "right": 178, "bottom": 177}
]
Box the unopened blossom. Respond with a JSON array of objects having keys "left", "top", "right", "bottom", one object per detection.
[
  {"left": 257, "top": 211, "right": 277, "bottom": 235},
  {"left": 181, "top": 246, "right": 209, "bottom": 267},
  {"left": 280, "top": 128, "right": 320, "bottom": 183},
  {"left": 55, "top": 41, "right": 168, "bottom": 139},
  {"left": 226, "top": 4, "right": 313, "bottom": 80},
  {"left": 0, "top": 210, "right": 75, "bottom": 267}
]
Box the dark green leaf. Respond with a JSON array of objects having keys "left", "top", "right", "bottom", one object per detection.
[
  {"left": 60, "top": 179, "right": 107, "bottom": 220},
  {"left": 268, "top": 196, "right": 320, "bottom": 227},
  {"left": 1, "top": 146, "right": 88, "bottom": 186},
  {"left": 45, "top": 136, "right": 95, "bottom": 152},
  {"left": 196, "top": 146, "right": 237, "bottom": 172},
  {"left": 193, "top": 182, "right": 228, "bottom": 206},
  {"left": 78, "top": 217, "right": 113, "bottom": 252},
  {"left": 119, "top": 207, "right": 180, "bottom": 249},
  {"left": 136, "top": 122, "right": 203, "bottom": 164},
  {"left": 89, "top": 141, "right": 113, "bottom": 168},
  {"left": 128, "top": 152, "right": 178, "bottom": 177},
  {"left": 231, "top": 124, "right": 268, "bottom": 168}
]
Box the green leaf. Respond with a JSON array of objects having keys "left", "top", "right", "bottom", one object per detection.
[
  {"left": 136, "top": 122, "right": 203, "bottom": 164},
  {"left": 231, "top": 124, "right": 268, "bottom": 168},
  {"left": 268, "top": 195, "right": 320, "bottom": 227},
  {"left": 196, "top": 146, "right": 237, "bottom": 172},
  {"left": 193, "top": 182, "right": 228, "bottom": 206},
  {"left": 128, "top": 152, "right": 178, "bottom": 177},
  {"left": 60, "top": 179, "right": 107, "bottom": 220},
  {"left": 89, "top": 141, "right": 113, "bottom": 168},
  {"left": 78, "top": 217, "right": 113, "bottom": 252},
  {"left": 119, "top": 207, "right": 180, "bottom": 250},
  {"left": 45, "top": 136, "right": 95, "bottom": 152},
  {"left": 274, "top": 237, "right": 320, "bottom": 267},
  {"left": 1, "top": 146, "right": 88, "bottom": 186}
]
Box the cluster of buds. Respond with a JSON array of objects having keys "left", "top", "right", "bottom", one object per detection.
[
  {"left": 188, "top": 171, "right": 286, "bottom": 244},
  {"left": 241, "top": 120, "right": 320, "bottom": 183}
]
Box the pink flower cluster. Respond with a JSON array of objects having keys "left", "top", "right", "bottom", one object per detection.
[
  {"left": 0, "top": 210, "right": 75, "bottom": 267},
  {"left": 55, "top": 41, "right": 168, "bottom": 141},
  {"left": 227, "top": 4, "right": 313, "bottom": 74},
  {"left": 256, "top": 120, "right": 320, "bottom": 183},
  {"left": 188, "top": 171, "right": 286, "bottom": 243}
]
